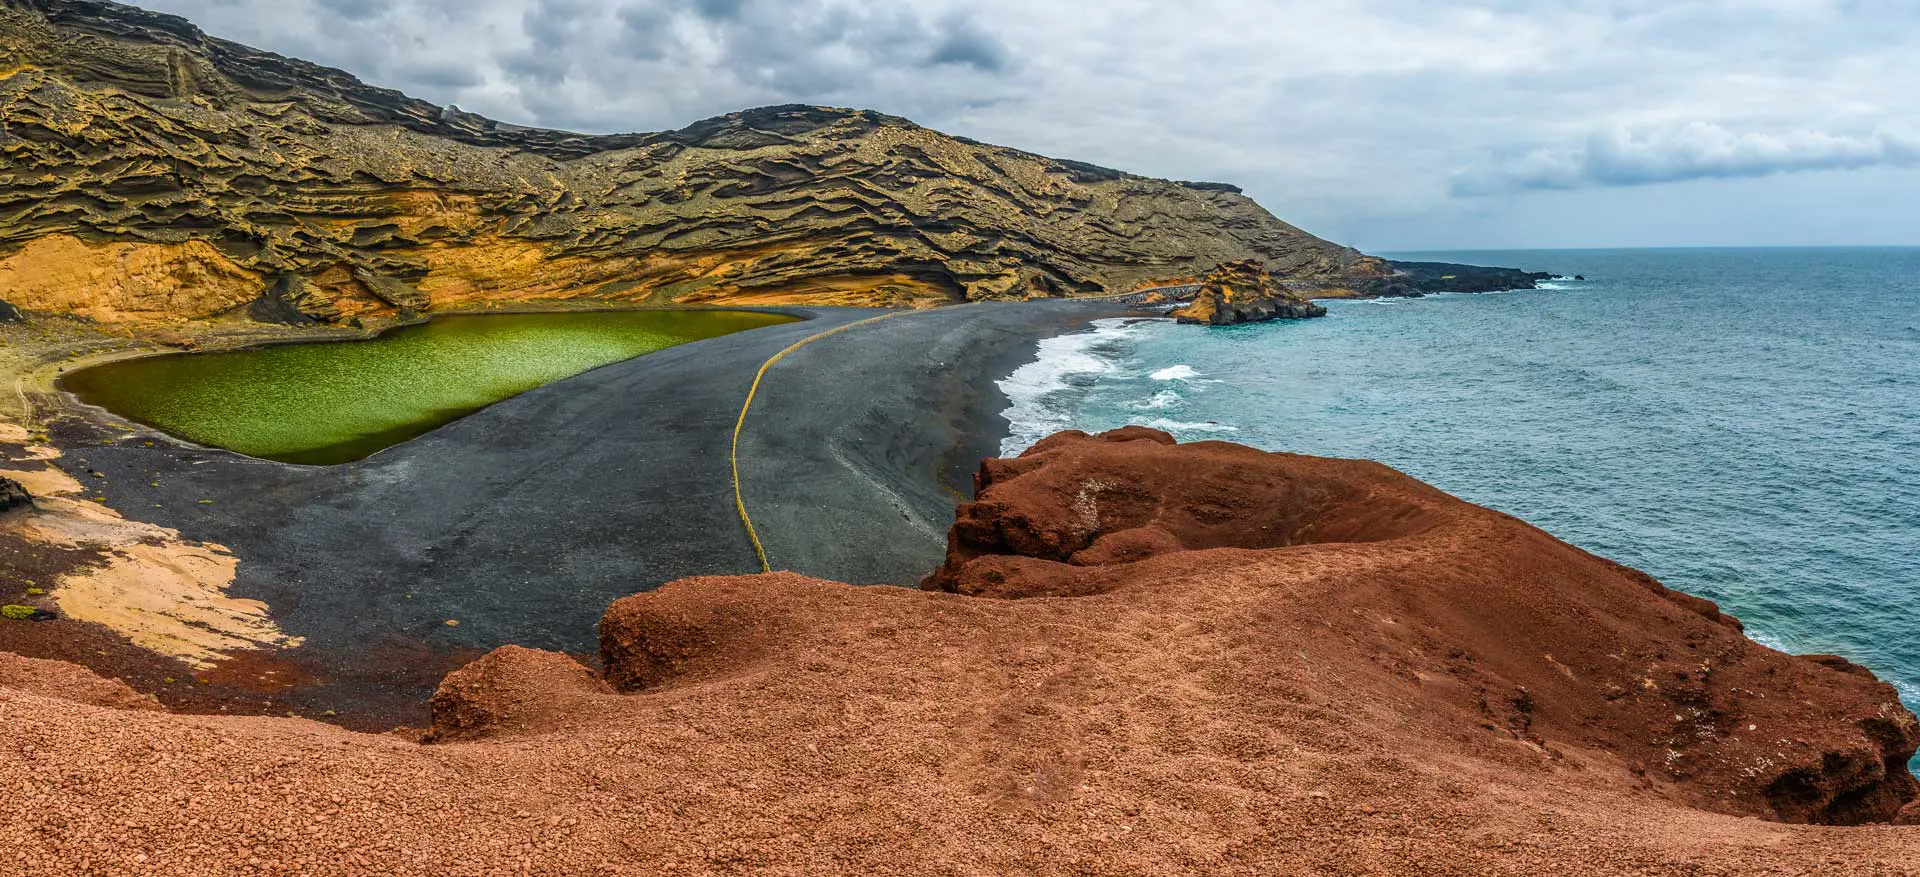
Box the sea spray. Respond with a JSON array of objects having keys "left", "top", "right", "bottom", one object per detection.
[{"left": 996, "top": 318, "right": 1155, "bottom": 455}]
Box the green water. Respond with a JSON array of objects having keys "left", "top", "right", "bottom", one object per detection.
[{"left": 63, "top": 309, "right": 796, "bottom": 465}]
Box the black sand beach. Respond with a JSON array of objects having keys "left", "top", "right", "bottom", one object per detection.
[{"left": 48, "top": 299, "right": 1125, "bottom": 722}]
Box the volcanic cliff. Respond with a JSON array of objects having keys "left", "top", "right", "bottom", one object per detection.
[
  {"left": 3, "top": 429, "right": 1918, "bottom": 875},
  {"left": 0, "top": 0, "right": 1432, "bottom": 326}
]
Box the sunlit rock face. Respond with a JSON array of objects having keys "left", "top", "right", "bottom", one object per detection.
[
  {"left": 1170, "top": 259, "right": 1328, "bottom": 325},
  {"left": 0, "top": 0, "right": 1391, "bottom": 324}
]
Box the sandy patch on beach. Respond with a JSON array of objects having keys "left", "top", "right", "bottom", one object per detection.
[{"left": 0, "top": 419, "right": 302, "bottom": 667}]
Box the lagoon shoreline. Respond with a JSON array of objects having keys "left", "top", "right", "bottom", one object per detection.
[{"left": 3, "top": 298, "right": 1130, "bottom": 725}]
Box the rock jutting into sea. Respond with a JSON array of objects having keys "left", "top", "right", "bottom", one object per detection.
[
  {"left": 1170, "top": 259, "right": 1329, "bottom": 325},
  {"left": 1369, "top": 260, "right": 1559, "bottom": 297}
]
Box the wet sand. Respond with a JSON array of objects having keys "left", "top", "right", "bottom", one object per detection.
[{"left": 25, "top": 299, "right": 1124, "bottom": 724}]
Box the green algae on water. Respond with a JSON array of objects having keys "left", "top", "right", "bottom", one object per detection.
[{"left": 63, "top": 309, "right": 795, "bottom": 465}]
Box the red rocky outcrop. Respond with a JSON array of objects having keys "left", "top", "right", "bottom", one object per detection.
[{"left": 926, "top": 427, "right": 1920, "bottom": 824}]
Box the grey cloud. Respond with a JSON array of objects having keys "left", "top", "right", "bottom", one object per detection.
[
  {"left": 685, "top": 0, "right": 747, "bottom": 21},
  {"left": 397, "top": 60, "right": 485, "bottom": 90},
  {"left": 925, "top": 13, "right": 1009, "bottom": 72},
  {"left": 315, "top": 0, "right": 384, "bottom": 20},
  {"left": 614, "top": 5, "right": 673, "bottom": 60},
  {"left": 1454, "top": 125, "right": 1920, "bottom": 195},
  {"left": 119, "top": 0, "right": 1920, "bottom": 248}
]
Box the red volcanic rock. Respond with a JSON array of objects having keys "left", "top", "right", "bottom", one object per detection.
[
  {"left": 425, "top": 645, "right": 611, "bottom": 742},
  {"left": 0, "top": 652, "right": 161, "bottom": 712},
  {"left": 598, "top": 582, "right": 802, "bottom": 693},
  {"left": 7, "top": 429, "right": 1920, "bottom": 874},
  {"left": 927, "top": 427, "right": 1920, "bottom": 824}
]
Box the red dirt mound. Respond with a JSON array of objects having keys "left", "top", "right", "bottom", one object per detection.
[
  {"left": 929, "top": 427, "right": 1919, "bottom": 824},
  {"left": 0, "top": 651, "right": 161, "bottom": 712},
  {"left": 4, "top": 428, "right": 1920, "bottom": 875},
  {"left": 425, "top": 645, "right": 612, "bottom": 742}
]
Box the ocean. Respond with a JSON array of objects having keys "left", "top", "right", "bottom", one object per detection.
[{"left": 999, "top": 247, "right": 1920, "bottom": 705}]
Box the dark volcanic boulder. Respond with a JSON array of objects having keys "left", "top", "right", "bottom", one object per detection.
[
  {"left": 245, "top": 276, "right": 318, "bottom": 324},
  {"left": 0, "top": 476, "right": 31, "bottom": 512},
  {"left": 1170, "top": 260, "right": 1327, "bottom": 325}
]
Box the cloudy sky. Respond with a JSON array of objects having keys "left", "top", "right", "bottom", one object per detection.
[{"left": 141, "top": 0, "right": 1920, "bottom": 251}]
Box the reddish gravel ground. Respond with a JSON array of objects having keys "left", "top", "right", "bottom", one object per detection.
[{"left": 5, "top": 428, "right": 1920, "bottom": 876}]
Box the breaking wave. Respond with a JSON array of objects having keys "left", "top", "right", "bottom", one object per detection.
[{"left": 998, "top": 318, "right": 1160, "bottom": 455}]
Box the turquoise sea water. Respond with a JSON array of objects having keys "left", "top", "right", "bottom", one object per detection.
[{"left": 1000, "top": 247, "right": 1920, "bottom": 704}]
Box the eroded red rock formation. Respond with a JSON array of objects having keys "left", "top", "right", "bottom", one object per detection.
[
  {"left": 928, "top": 427, "right": 1920, "bottom": 824},
  {"left": 4, "top": 430, "right": 1920, "bottom": 875}
]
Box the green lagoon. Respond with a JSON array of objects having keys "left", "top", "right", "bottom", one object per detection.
[{"left": 63, "top": 309, "right": 796, "bottom": 465}]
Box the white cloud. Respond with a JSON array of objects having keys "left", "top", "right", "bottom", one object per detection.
[{"left": 1455, "top": 124, "right": 1920, "bottom": 194}]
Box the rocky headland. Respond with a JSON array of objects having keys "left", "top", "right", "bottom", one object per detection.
[
  {"left": 4, "top": 428, "right": 1919, "bottom": 875},
  {"left": 1369, "top": 260, "right": 1560, "bottom": 297}
]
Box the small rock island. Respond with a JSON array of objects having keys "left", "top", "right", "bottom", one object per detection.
[{"left": 1171, "top": 259, "right": 1329, "bottom": 325}]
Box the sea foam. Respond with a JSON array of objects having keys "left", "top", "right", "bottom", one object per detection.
[
  {"left": 1125, "top": 389, "right": 1185, "bottom": 411},
  {"left": 1138, "top": 418, "right": 1238, "bottom": 434},
  {"left": 997, "top": 318, "right": 1157, "bottom": 455}
]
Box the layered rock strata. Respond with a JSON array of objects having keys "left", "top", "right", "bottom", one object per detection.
[
  {"left": 1170, "top": 259, "right": 1328, "bottom": 324},
  {"left": 0, "top": 0, "right": 1405, "bottom": 325}
]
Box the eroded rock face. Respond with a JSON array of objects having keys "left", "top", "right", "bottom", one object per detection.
[
  {"left": 926, "top": 428, "right": 1920, "bottom": 824},
  {"left": 1170, "top": 260, "right": 1328, "bottom": 325},
  {"left": 0, "top": 0, "right": 1394, "bottom": 323}
]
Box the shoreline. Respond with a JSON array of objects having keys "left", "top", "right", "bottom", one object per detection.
[
  {"left": 47, "top": 305, "right": 817, "bottom": 468},
  {"left": 1, "top": 297, "right": 847, "bottom": 420},
  {"left": 3, "top": 297, "right": 1131, "bottom": 726}
]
